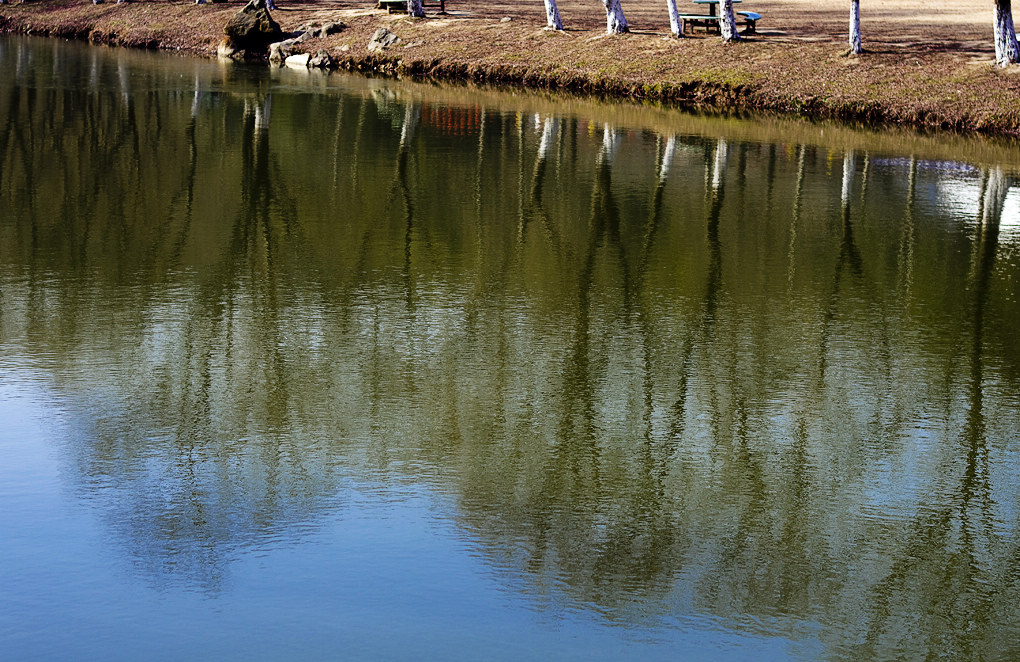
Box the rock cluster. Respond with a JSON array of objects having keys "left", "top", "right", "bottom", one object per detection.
[
  {"left": 268, "top": 22, "right": 345, "bottom": 66},
  {"left": 221, "top": 0, "right": 282, "bottom": 57},
  {"left": 367, "top": 27, "right": 402, "bottom": 52}
]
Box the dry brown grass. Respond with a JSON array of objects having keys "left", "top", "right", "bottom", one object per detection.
[{"left": 3, "top": 0, "right": 1020, "bottom": 134}]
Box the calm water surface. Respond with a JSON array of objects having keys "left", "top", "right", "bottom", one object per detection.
[{"left": 2, "top": 35, "right": 1020, "bottom": 661}]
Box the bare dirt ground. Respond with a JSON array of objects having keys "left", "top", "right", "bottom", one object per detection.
[{"left": 3, "top": 0, "right": 1020, "bottom": 134}]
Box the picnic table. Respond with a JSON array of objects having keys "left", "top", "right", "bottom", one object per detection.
[
  {"left": 678, "top": 0, "right": 762, "bottom": 34},
  {"left": 377, "top": 0, "right": 446, "bottom": 13}
]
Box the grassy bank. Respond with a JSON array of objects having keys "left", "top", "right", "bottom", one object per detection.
[{"left": 3, "top": 0, "right": 1020, "bottom": 135}]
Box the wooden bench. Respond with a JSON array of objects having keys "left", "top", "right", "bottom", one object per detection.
[{"left": 377, "top": 0, "right": 446, "bottom": 13}]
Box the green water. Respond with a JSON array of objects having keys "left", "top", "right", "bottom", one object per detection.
[{"left": 2, "top": 34, "right": 1020, "bottom": 660}]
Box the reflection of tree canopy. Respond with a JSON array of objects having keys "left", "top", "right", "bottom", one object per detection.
[{"left": 3, "top": 38, "right": 1020, "bottom": 657}]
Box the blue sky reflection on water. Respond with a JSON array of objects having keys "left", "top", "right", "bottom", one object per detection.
[{"left": 0, "top": 378, "right": 802, "bottom": 661}]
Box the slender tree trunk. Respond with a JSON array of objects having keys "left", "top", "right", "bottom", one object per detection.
[
  {"left": 408, "top": 0, "right": 425, "bottom": 18},
  {"left": 666, "top": 0, "right": 683, "bottom": 37},
  {"left": 602, "top": 0, "right": 629, "bottom": 34},
  {"left": 994, "top": 0, "right": 1020, "bottom": 66},
  {"left": 719, "top": 0, "right": 740, "bottom": 42},
  {"left": 849, "top": 0, "right": 862, "bottom": 54},
  {"left": 545, "top": 0, "right": 564, "bottom": 29}
]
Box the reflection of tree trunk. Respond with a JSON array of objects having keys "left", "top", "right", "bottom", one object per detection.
[
  {"left": 763, "top": 143, "right": 777, "bottom": 214},
  {"left": 863, "top": 168, "right": 1008, "bottom": 658},
  {"left": 955, "top": 166, "right": 1003, "bottom": 643},
  {"left": 818, "top": 151, "right": 863, "bottom": 379},
  {"left": 859, "top": 150, "right": 870, "bottom": 202},
  {"left": 349, "top": 95, "right": 370, "bottom": 194},
  {"left": 225, "top": 95, "right": 294, "bottom": 429},
  {"left": 669, "top": 138, "right": 726, "bottom": 442},
  {"left": 898, "top": 156, "right": 917, "bottom": 299},
  {"left": 395, "top": 102, "right": 419, "bottom": 314}
]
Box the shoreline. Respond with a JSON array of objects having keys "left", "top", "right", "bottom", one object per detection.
[{"left": 3, "top": 0, "right": 1020, "bottom": 137}]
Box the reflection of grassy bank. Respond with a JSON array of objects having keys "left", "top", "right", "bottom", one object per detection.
[{"left": 3, "top": 0, "right": 1020, "bottom": 136}]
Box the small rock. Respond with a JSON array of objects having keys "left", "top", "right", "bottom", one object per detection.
[
  {"left": 404, "top": 40, "right": 423, "bottom": 49},
  {"left": 368, "top": 27, "right": 402, "bottom": 52},
  {"left": 500, "top": 16, "right": 512, "bottom": 22},
  {"left": 340, "top": 44, "right": 351, "bottom": 52},
  {"left": 285, "top": 52, "right": 311, "bottom": 68},
  {"left": 217, "top": 37, "right": 244, "bottom": 60},
  {"left": 309, "top": 50, "right": 333, "bottom": 68},
  {"left": 268, "top": 40, "right": 293, "bottom": 64},
  {"left": 321, "top": 22, "right": 346, "bottom": 36}
]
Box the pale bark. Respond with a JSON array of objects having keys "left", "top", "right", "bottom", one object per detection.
[
  {"left": 994, "top": 0, "right": 1020, "bottom": 66},
  {"left": 545, "top": 0, "right": 563, "bottom": 30},
  {"left": 601, "top": 0, "right": 629, "bottom": 34},
  {"left": 408, "top": 0, "right": 425, "bottom": 18},
  {"left": 719, "top": 0, "right": 740, "bottom": 42},
  {"left": 849, "top": 0, "right": 862, "bottom": 54},
  {"left": 666, "top": 0, "right": 683, "bottom": 37}
]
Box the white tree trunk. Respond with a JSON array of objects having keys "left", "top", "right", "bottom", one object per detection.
[
  {"left": 602, "top": 0, "right": 629, "bottom": 34},
  {"left": 994, "top": 0, "right": 1020, "bottom": 66},
  {"left": 545, "top": 0, "right": 563, "bottom": 29},
  {"left": 719, "top": 0, "right": 740, "bottom": 42},
  {"left": 666, "top": 0, "right": 683, "bottom": 37},
  {"left": 849, "top": 0, "right": 862, "bottom": 54},
  {"left": 408, "top": 0, "right": 425, "bottom": 18}
]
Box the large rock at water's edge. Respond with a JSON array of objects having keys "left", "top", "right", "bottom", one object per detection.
[
  {"left": 284, "top": 52, "right": 311, "bottom": 68},
  {"left": 223, "top": 0, "right": 283, "bottom": 52},
  {"left": 368, "top": 28, "right": 402, "bottom": 53}
]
